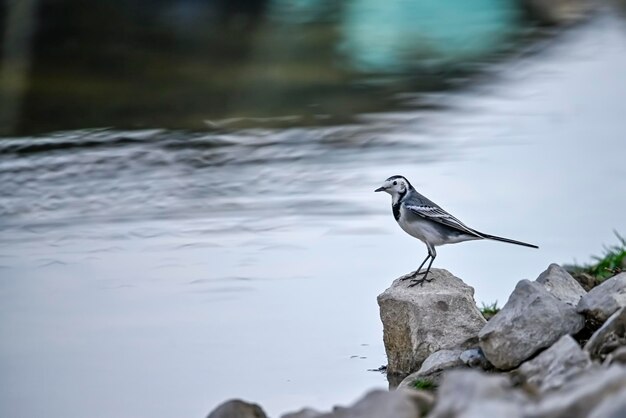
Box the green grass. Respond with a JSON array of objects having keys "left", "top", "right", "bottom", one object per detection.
[
  {"left": 480, "top": 301, "right": 500, "bottom": 320},
  {"left": 412, "top": 378, "right": 436, "bottom": 391},
  {"left": 568, "top": 231, "right": 626, "bottom": 281}
]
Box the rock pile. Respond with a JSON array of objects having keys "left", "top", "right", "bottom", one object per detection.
[{"left": 206, "top": 268, "right": 626, "bottom": 418}]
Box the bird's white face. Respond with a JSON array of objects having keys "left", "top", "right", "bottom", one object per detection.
[{"left": 375, "top": 176, "right": 408, "bottom": 197}]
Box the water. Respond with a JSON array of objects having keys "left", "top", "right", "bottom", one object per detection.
[
  {"left": 2, "top": 0, "right": 526, "bottom": 135},
  {"left": 2, "top": 7, "right": 626, "bottom": 418}
]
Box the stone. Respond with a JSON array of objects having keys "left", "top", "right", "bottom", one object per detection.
[
  {"left": 424, "top": 365, "right": 626, "bottom": 418},
  {"left": 282, "top": 409, "right": 321, "bottom": 418},
  {"left": 605, "top": 346, "right": 626, "bottom": 366},
  {"left": 588, "top": 387, "right": 626, "bottom": 418},
  {"left": 536, "top": 264, "right": 586, "bottom": 306},
  {"left": 378, "top": 269, "right": 486, "bottom": 376},
  {"left": 479, "top": 280, "right": 585, "bottom": 370},
  {"left": 207, "top": 400, "right": 267, "bottom": 418},
  {"left": 570, "top": 271, "right": 598, "bottom": 292},
  {"left": 578, "top": 273, "right": 626, "bottom": 324},
  {"left": 281, "top": 389, "right": 422, "bottom": 418},
  {"left": 529, "top": 365, "right": 626, "bottom": 418},
  {"left": 412, "top": 349, "right": 463, "bottom": 377},
  {"left": 397, "top": 349, "right": 464, "bottom": 388},
  {"left": 428, "top": 369, "right": 527, "bottom": 418},
  {"left": 517, "top": 335, "right": 592, "bottom": 392},
  {"left": 460, "top": 348, "right": 492, "bottom": 370},
  {"left": 403, "top": 390, "right": 435, "bottom": 416},
  {"left": 585, "top": 307, "right": 626, "bottom": 360}
]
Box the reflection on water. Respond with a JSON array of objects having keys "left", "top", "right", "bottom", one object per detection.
[
  {"left": 1, "top": 6, "right": 626, "bottom": 418},
  {"left": 340, "top": 0, "right": 520, "bottom": 71},
  {"left": 2, "top": 0, "right": 530, "bottom": 135}
]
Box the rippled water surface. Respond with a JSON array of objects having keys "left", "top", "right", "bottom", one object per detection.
[{"left": 2, "top": 12, "right": 626, "bottom": 418}]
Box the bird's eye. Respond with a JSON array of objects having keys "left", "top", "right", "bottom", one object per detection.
[{"left": 393, "top": 181, "right": 397, "bottom": 186}]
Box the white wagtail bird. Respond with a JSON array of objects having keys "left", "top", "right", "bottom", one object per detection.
[{"left": 375, "top": 175, "right": 538, "bottom": 287}]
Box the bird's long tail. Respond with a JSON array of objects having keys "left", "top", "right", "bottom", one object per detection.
[{"left": 477, "top": 232, "right": 538, "bottom": 249}]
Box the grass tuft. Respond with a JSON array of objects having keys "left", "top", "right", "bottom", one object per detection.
[
  {"left": 412, "top": 378, "right": 436, "bottom": 391},
  {"left": 480, "top": 301, "right": 500, "bottom": 320},
  {"left": 567, "top": 231, "right": 626, "bottom": 282}
]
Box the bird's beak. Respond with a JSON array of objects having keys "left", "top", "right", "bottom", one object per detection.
[{"left": 374, "top": 186, "right": 385, "bottom": 192}]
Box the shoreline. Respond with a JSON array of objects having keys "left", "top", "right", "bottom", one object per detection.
[{"left": 208, "top": 236, "right": 626, "bottom": 417}]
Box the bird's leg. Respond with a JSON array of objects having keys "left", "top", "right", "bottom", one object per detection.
[
  {"left": 401, "top": 254, "right": 431, "bottom": 281},
  {"left": 409, "top": 247, "right": 436, "bottom": 287},
  {"left": 411, "top": 246, "right": 436, "bottom": 277}
]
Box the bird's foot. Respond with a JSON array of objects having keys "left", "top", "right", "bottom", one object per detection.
[
  {"left": 400, "top": 270, "right": 428, "bottom": 281},
  {"left": 408, "top": 276, "right": 433, "bottom": 287},
  {"left": 400, "top": 269, "right": 428, "bottom": 281},
  {"left": 407, "top": 270, "right": 433, "bottom": 287}
]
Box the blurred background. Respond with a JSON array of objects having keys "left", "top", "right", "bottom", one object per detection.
[{"left": 1, "top": 0, "right": 625, "bottom": 417}]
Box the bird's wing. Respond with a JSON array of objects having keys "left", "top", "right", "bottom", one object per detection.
[{"left": 405, "top": 203, "right": 484, "bottom": 238}]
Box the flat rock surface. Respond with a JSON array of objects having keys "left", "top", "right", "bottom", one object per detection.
[
  {"left": 378, "top": 269, "right": 486, "bottom": 376},
  {"left": 479, "top": 280, "right": 585, "bottom": 370}
]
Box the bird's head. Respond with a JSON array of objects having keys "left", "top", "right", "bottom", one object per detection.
[{"left": 375, "top": 175, "right": 411, "bottom": 197}]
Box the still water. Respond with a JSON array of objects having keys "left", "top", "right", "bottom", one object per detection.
[{"left": 2, "top": 10, "right": 626, "bottom": 418}]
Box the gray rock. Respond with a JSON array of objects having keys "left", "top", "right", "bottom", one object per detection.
[
  {"left": 605, "top": 346, "right": 626, "bottom": 366},
  {"left": 428, "top": 369, "right": 527, "bottom": 418},
  {"left": 536, "top": 264, "right": 586, "bottom": 306},
  {"left": 207, "top": 400, "right": 267, "bottom": 418},
  {"left": 403, "top": 390, "right": 435, "bottom": 416},
  {"left": 460, "top": 348, "right": 492, "bottom": 370},
  {"left": 588, "top": 387, "right": 626, "bottom": 418},
  {"left": 428, "top": 365, "right": 626, "bottom": 418},
  {"left": 281, "top": 389, "right": 422, "bottom": 418},
  {"left": 282, "top": 409, "right": 321, "bottom": 418},
  {"left": 397, "top": 371, "right": 432, "bottom": 392},
  {"left": 529, "top": 365, "right": 626, "bottom": 418},
  {"left": 578, "top": 273, "right": 626, "bottom": 324},
  {"left": 479, "top": 280, "right": 585, "bottom": 370},
  {"left": 585, "top": 307, "right": 626, "bottom": 360},
  {"left": 378, "top": 269, "right": 486, "bottom": 376},
  {"left": 570, "top": 271, "right": 598, "bottom": 292},
  {"left": 398, "top": 349, "right": 464, "bottom": 388},
  {"left": 517, "top": 335, "right": 592, "bottom": 392},
  {"left": 415, "top": 349, "right": 464, "bottom": 376}
]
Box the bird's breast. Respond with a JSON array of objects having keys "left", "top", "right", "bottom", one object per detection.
[{"left": 396, "top": 205, "right": 441, "bottom": 244}]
